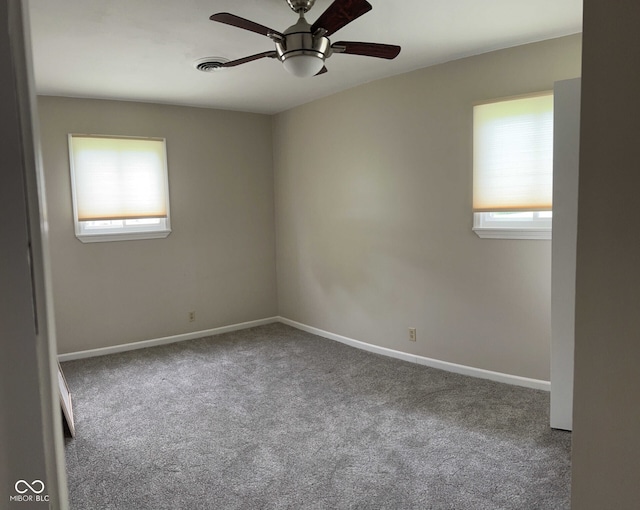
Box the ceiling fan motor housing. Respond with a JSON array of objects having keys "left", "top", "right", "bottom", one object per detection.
[{"left": 275, "top": 17, "right": 330, "bottom": 66}]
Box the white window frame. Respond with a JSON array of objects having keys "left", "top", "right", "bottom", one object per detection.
[
  {"left": 473, "top": 212, "right": 552, "bottom": 240},
  {"left": 68, "top": 134, "right": 172, "bottom": 243},
  {"left": 472, "top": 92, "right": 553, "bottom": 240},
  {"left": 75, "top": 218, "right": 171, "bottom": 243}
]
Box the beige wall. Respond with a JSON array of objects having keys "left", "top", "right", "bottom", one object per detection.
[
  {"left": 273, "top": 35, "right": 582, "bottom": 381},
  {"left": 571, "top": 1, "right": 640, "bottom": 507},
  {"left": 38, "top": 97, "right": 277, "bottom": 354},
  {"left": 40, "top": 36, "right": 583, "bottom": 380}
]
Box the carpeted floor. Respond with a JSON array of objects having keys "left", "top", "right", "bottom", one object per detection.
[{"left": 62, "top": 323, "right": 571, "bottom": 509}]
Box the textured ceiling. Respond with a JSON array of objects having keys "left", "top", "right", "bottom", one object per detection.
[{"left": 28, "top": 0, "right": 583, "bottom": 114}]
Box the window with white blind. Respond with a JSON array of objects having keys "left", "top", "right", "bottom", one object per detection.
[
  {"left": 68, "top": 135, "right": 171, "bottom": 242},
  {"left": 472, "top": 93, "right": 553, "bottom": 239}
]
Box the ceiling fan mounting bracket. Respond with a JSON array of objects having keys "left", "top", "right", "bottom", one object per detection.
[
  {"left": 313, "top": 27, "right": 328, "bottom": 38},
  {"left": 286, "top": 0, "right": 317, "bottom": 14},
  {"left": 268, "top": 32, "right": 284, "bottom": 43}
]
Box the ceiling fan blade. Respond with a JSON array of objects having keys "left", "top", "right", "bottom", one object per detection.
[
  {"left": 311, "top": 0, "right": 372, "bottom": 37},
  {"left": 332, "top": 41, "right": 401, "bottom": 59},
  {"left": 210, "top": 13, "right": 283, "bottom": 39},
  {"left": 221, "top": 51, "right": 278, "bottom": 68},
  {"left": 315, "top": 66, "right": 328, "bottom": 76}
]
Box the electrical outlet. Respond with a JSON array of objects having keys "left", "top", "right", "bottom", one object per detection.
[
  {"left": 189, "top": 311, "right": 196, "bottom": 322},
  {"left": 409, "top": 328, "right": 417, "bottom": 342}
]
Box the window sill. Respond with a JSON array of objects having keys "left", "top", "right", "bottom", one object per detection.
[
  {"left": 473, "top": 227, "right": 551, "bottom": 240},
  {"left": 76, "top": 230, "right": 171, "bottom": 243}
]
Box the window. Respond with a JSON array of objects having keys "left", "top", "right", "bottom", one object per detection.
[
  {"left": 68, "top": 135, "right": 171, "bottom": 242},
  {"left": 472, "top": 93, "right": 553, "bottom": 239}
]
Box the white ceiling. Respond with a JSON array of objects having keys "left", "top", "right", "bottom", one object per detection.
[{"left": 28, "top": 0, "right": 583, "bottom": 115}]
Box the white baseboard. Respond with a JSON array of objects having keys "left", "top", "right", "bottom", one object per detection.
[
  {"left": 58, "top": 315, "right": 550, "bottom": 391},
  {"left": 57, "top": 317, "right": 279, "bottom": 362},
  {"left": 277, "top": 317, "right": 550, "bottom": 391}
]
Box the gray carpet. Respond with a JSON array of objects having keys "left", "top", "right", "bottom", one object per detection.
[{"left": 62, "top": 323, "right": 571, "bottom": 509}]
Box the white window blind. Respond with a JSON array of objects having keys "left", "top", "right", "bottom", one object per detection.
[
  {"left": 473, "top": 94, "right": 554, "bottom": 212},
  {"left": 69, "top": 135, "right": 169, "bottom": 221}
]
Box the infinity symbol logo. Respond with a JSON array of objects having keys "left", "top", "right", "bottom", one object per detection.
[{"left": 15, "top": 480, "right": 45, "bottom": 494}]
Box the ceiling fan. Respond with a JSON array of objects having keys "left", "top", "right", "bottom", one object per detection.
[{"left": 209, "top": 0, "right": 401, "bottom": 78}]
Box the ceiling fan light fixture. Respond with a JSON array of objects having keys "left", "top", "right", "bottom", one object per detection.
[{"left": 281, "top": 52, "right": 324, "bottom": 77}]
